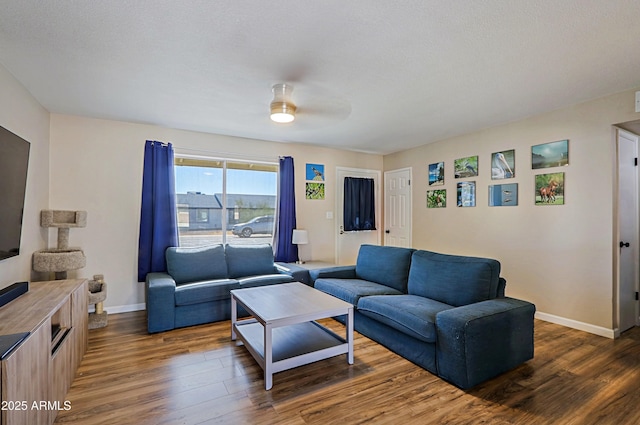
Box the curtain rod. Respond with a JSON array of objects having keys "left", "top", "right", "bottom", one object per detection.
[{"left": 173, "top": 146, "right": 279, "bottom": 164}]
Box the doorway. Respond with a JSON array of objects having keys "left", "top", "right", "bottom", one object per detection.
[
  {"left": 384, "top": 168, "right": 412, "bottom": 247},
  {"left": 336, "top": 167, "right": 381, "bottom": 265},
  {"left": 616, "top": 126, "right": 640, "bottom": 334}
]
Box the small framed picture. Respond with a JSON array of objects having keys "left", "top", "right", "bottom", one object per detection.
[
  {"left": 532, "top": 140, "right": 569, "bottom": 169},
  {"left": 305, "top": 182, "right": 325, "bottom": 200},
  {"left": 457, "top": 181, "right": 476, "bottom": 207},
  {"left": 427, "top": 189, "right": 446, "bottom": 208},
  {"left": 428, "top": 162, "right": 444, "bottom": 186},
  {"left": 535, "top": 172, "right": 564, "bottom": 205},
  {"left": 454, "top": 155, "right": 478, "bottom": 178},
  {"left": 306, "top": 163, "right": 325, "bottom": 181},
  {"left": 489, "top": 183, "right": 518, "bottom": 206},
  {"left": 491, "top": 149, "right": 515, "bottom": 180}
]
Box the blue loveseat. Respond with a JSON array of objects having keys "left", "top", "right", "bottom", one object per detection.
[
  {"left": 310, "top": 244, "right": 535, "bottom": 389},
  {"left": 145, "top": 244, "right": 295, "bottom": 333}
]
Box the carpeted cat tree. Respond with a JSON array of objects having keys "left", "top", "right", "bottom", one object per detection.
[{"left": 32, "top": 210, "right": 108, "bottom": 328}]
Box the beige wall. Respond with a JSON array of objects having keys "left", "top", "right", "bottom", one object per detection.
[
  {"left": 0, "top": 64, "right": 50, "bottom": 290},
  {"left": 48, "top": 114, "right": 382, "bottom": 310},
  {"left": 384, "top": 88, "right": 640, "bottom": 334}
]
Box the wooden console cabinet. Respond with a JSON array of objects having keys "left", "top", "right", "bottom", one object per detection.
[{"left": 0, "top": 279, "right": 88, "bottom": 425}]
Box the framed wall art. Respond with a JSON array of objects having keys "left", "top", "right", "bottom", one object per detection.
[
  {"left": 535, "top": 172, "right": 564, "bottom": 205},
  {"left": 454, "top": 155, "right": 478, "bottom": 178},
  {"left": 489, "top": 183, "right": 518, "bottom": 206},
  {"left": 427, "top": 189, "right": 446, "bottom": 208},
  {"left": 306, "top": 163, "right": 325, "bottom": 181},
  {"left": 428, "top": 162, "right": 444, "bottom": 186},
  {"left": 306, "top": 182, "right": 325, "bottom": 200},
  {"left": 532, "top": 139, "right": 569, "bottom": 169},
  {"left": 457, "top": 181, "right": 476, "bottom": 207},
  {"left": 491, "top": 149, "right": 515, "bottom": 180}
]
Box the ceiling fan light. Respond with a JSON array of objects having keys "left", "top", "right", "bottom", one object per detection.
[
  {"left": 270, "top": 83, "right": 296, "bottom": 123},
  {"left": 270, "top": 102, "right": 296, "bottom": 123}
]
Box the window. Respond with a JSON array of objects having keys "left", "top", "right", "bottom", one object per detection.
[
  {"left": 174, "top": 156, "right": 278, "bottom": 247},
  {"left": 195, "top": 209, "right": 209, "bottom": 223}
]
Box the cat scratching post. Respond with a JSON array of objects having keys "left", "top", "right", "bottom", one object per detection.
[
  {"left": 33, "top": 210, "right": 108, "bottom": 329},
  {"left": 33, "top": 210, "right": 87, "bottom": 280},
  {"left": 88, "top": 274, "right": 108, "bottom": 329}
]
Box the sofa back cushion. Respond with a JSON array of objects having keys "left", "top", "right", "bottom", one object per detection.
[
  {"left": 225, "top": 244, "right": 276, "bottom": 278},
  {"left": 355, "top": 245, "right": 414, "bottom": 292},
  {"left": 166, "top": 245, "right": 228, "bottom": 285},
  {"left": 408, "top": 250, "right": 501, "bottom": 307}
]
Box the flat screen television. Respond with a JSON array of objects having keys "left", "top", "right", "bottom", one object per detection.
[{"left": 0, "top": 125, "right": 30, "bottom": 261}]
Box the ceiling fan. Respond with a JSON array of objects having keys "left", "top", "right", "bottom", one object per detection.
[{"left": 267, "top": 82, "right": 352, "bottom": 126}]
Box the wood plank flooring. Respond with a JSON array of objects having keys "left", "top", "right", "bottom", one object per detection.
[{"left": 54, "top": 312, "right": 640, "bottom": 425}]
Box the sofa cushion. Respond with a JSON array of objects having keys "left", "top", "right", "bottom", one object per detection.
[
  {"left": 315, "top": 278, "right": 403, "bottom": 306},
  {"left": 358, "top": 295, "right": 453, "bottom": 343},
  {"left": 174, "top": 279, "right": 239, "bottom": 306},
  {"left": 166, "top": 245, "right": 228, "bottom": 285},
  {"left": 408, "top": 250, "right": 501, "bottom": 307},
  {"left": 225, "top": 244, "right": 277, "bottom": 278},
  {"left": 355, "top": 245, "right": 414, "bottom": 292},
  {"left": 237, "top": 274, "right": 295, "bottom": 288}
]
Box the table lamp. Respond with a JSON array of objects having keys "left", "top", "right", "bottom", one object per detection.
[{"left": 292, "top": 229, "right": 309, "bottom": 264}]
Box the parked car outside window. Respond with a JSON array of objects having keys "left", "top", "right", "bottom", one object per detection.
[{"left": 231, "top": 215, "right": 274, "bottom": 237}]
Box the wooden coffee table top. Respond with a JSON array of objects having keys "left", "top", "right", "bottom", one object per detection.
[{"left": 230, "top": 282, "right": 351, "bottom": 323}]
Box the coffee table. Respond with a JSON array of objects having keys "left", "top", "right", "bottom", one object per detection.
[{"left": 230, "top": 282, "right": 354, "bottom": 390}]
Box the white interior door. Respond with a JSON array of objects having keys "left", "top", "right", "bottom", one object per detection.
[
  {"left": 617, "top": 128, "right": 639, "bottom": 333},
  {"left": 384, "top": 168, "right": 412, "bottom": 247},
  {"left": 336, "top": 167, "right": 381, "bottom": 265}
]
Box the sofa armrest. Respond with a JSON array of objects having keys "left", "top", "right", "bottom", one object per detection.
[
  {"left": 435, "top": 297, "right": 535, "bottom": 389},
  {"left": 275, "top": 262, "right": 312, "bottom": 285},
  {"left": 145, "top": 272, "right": 177, "bottom": 333},
  {"left": 308, "top": 265, "right": 357, "bottom": 283}
]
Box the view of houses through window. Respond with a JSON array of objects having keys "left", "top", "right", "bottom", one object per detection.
[{"left": 174, "top": 156, "right": 278, "bottom": 247}]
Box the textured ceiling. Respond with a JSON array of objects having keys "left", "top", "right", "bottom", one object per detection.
[{"left": 1, "top": 1, "right": 639, "bottom": 154}]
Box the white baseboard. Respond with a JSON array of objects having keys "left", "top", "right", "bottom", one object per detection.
[
  {"left": 89, "top": 303, "right": 146, "bottom": 314},
  {"left": 90, "top": 305, "right": 618, "bottom": 339},
  {"left": 535, "top": 311, "right": 616, "bottom": 339}
]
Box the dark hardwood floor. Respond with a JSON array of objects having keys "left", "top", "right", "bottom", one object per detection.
[{"left": 54, "top": 312, "right": 640, "bottom": 425}]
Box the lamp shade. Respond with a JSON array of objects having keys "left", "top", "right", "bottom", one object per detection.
[{"left": 292, "top": 229, "right": 309, "bottom": 245}]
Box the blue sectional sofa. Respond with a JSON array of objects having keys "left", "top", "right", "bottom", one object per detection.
[
  {"left": 145, "top": 244, "right": 295, "bottom": 333},
  {"left": 310, "top": 244, "right": 535, "bottom": 389}
]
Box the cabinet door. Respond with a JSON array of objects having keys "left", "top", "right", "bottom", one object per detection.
[
  {"left": 1, "top": 322, "right": 50, "bottom": 425},
  {"left": 51, "top": 327, "right": 74, "bottom": 424},
  {"left": 71, "top": 281, "right": 88, "bottom": 372}
]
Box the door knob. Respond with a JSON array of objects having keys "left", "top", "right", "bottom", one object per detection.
[{"left": 620, "top": 241, "right": 630, "bottom": 248}]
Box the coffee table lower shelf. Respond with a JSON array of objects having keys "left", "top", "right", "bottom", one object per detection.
[{"left": 233, "top": 319, "right": 350, "bottom": 389}]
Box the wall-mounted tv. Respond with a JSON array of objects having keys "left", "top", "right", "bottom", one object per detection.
[{"left": 0, "top": 125, "right": 30, "bottom": 261}]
